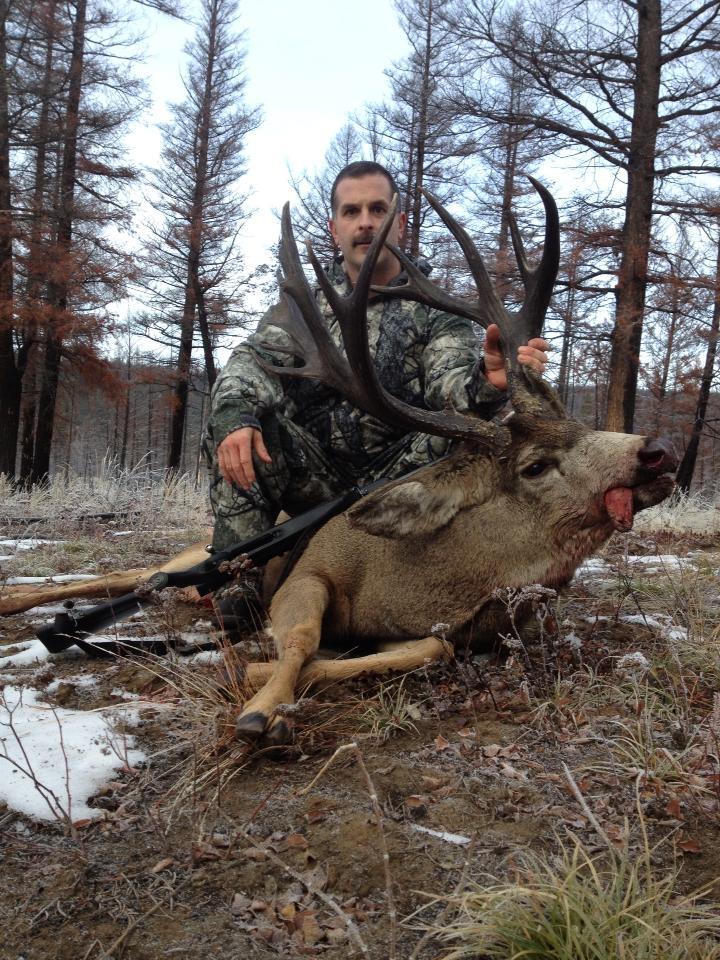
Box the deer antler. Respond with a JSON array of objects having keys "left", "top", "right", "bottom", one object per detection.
[
  {"left": 372, "top": 178, "right": 562, "bottom": 418},
  {"left": 253, "top": 198, "right": 510, "bottom": 449}
]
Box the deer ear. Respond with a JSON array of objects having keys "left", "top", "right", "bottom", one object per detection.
[
  {"left": 349, "top": 457, "right": 494, "bottom": 541},
  {"left": 347, "top": 480, "right": 466, "bottom": 538}
]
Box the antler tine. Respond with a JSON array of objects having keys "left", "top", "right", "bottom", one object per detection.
[
  {"left": 421, "top": 189, "right": 510, "bottom": 332},
  {"left": 254, "top": 203, "right": 354, "bottom": 388},
  {"left": 507, "top": 209, "right": 530, "bottom": 288},
  {"left": 256, "top": 200, "right": 511, "bottom": 450},
  {"left": 371, "top": 242, "right": 488, "bottom": 327},
  {"left": 518, "top": 176, "right": 560, "bottom": 342},
  {"left": 405, "top": 183, "right": 558, "bottom": 386}
]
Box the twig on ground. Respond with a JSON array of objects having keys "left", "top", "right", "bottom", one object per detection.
[
  {"left": 562, "top": 761, "right": 615, "bottom": 854},
  {"left": 96, "top": 878, "right": 190, "bottom": 959},
  {"left": 237, "top": 825, "right": 370, "bottom": 958},
  {"left": 297, "top": 741, "right": 396, "bottom": 960},
  {"left": 0, "top": 691, "right": 72, "bottom": 830}
]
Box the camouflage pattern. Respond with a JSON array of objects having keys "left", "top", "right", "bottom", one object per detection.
[{"left": 206, "top": 261, "right": 507, "bottom": 550}]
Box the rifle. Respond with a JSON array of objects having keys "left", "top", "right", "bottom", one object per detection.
[{"left": 35, "top": 479, "right": 387, "bottom": 657}]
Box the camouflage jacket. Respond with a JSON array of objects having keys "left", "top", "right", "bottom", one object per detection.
[{"left": 207, "top": 262, "right": 507, "bottom": 472}]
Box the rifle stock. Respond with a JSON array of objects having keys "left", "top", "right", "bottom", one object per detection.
[{"left": 35, "top": 480, "right": 386, "bottom": 655}]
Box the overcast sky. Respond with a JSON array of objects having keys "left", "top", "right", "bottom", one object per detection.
[{"left": 129, "top": 0, "right": 409, "bottom": 272}]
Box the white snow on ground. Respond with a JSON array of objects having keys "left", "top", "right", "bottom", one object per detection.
[
  {"left": 0, "top": 638, "right": 54, "bottom": 668},
  {"left": 4, "top": 574, "right": 99, "bottom": 584},
  {"left": 622, "top": 555, "right": 693, "bottom": 569},
  {"left": 576, "top": 554, "right": 694, "bottom": 579},
  {"left": 619, "top": 614, "right": 688, "bottom": 642},
  {"left": 46, "top": 674, "right": 99, "bottom": 694},
  {"left": 585, "top": 613, "right": 688, "bottom": 644},
  {"left": 577, "top": 558, "right": 613, "bottom": 576},
  {"left": 0, "top": 538, "right": 63, "bottom": 551},
  {"left": 0, "top": 686, "right": 145, "bottom": 822},
  {"left": 185, "top": 649, "right": 224, "bottom": 665}
]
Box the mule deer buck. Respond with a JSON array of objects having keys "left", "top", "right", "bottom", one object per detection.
[
  {"left": 230, "top": 180, "right": 676, "bottom": 742},
  {"left": 3, "top": 182, "right": 676, "bottom": 747}
]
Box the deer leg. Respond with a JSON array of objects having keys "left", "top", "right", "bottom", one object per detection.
[
  {"left": 235, "top": 576, "right": 330, "bottom": 744},
  {"left": 241, "top": 635, "right": 452, "bottom": 692}
]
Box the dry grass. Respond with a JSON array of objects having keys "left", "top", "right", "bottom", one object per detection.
[
  {"left": 634, "top": 488, "right": 720, "bottom": 536},
  {"left": 431, "top": 829, "right": 720, "bottom": 960},
  {"left": 0, "top": 456, "right": 210, "bottom": 536},
  {"left": 357, "top": 676, "right": 423, "bottom": 742}
]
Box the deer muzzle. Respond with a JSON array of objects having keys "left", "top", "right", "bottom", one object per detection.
[{"left": 604, "top": 436, "right": 677, "bottom": 532}]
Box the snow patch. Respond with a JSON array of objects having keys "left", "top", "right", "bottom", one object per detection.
[
  {"left": 615, "top": 651, "right": 650, "bottom": 680},
  {"left": 46, "top": 674, "right": 99, "bottom": 694},
  {"left": 0, "top": 686, "right": 145, "bottom": 823},
  {"left": 0, "top": 539, "right": 63, "bottom": 551},
  {"left": 5, "top": 574, "right": 98, "bottom": 584}
]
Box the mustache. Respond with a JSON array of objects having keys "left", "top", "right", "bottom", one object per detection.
[{"left": 353, "top": 234, "right": 375, "bottom": 247}]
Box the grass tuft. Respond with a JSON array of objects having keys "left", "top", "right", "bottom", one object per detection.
[
  {"left": 433, "top": 830, "right": 720, "bottom": 960},
  {"left": 358, "top": 676, "right": 422, "bottom": 742}
]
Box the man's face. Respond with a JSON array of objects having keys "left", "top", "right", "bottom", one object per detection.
[{"left": 329, "top": 173, "right": 407, "bottom": 286}]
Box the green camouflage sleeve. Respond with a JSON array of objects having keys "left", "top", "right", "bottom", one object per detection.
[
  {"left": 422, "top": 310, "right": 507, "bottom": 418},
  {"left": 207, "top": 300, "right": 296, "bottom": 447}
]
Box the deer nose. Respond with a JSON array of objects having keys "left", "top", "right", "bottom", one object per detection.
[{"left": 638, "top": 437, "right": 677, "bottom": 474}]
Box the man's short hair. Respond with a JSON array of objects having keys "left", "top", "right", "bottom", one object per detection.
[{"left": 330, "top": 161, "right": 401, "bottom": 215}]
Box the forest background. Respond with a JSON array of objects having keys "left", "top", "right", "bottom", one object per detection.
[{"left": 1, "top": 0, "right": 719, "bottom": 493}]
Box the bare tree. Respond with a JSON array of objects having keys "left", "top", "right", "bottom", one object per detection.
[
  {"left": 443, "top": 0, "right": 720, "bottom": 431},
  {"left": 676, "top": 214, "right": 720, "bottom": 492},
  {"left": 139, "top": 0, "right": 260, "bottom": 472},
  {"left": 287, "top": 123, "right": 365, "bottom": 263}
]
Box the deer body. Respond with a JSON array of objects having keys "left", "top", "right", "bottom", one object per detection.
[{"left": 239, "top": 422, "right": 675, "bottom": 741}]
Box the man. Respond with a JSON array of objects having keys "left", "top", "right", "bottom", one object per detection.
[{"left": 205, "top": 161, "right": 548, "bottom": 619}]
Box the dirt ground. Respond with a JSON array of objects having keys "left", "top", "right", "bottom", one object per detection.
[{"left": 2, "top": 523, "right": 720, "bottom": 959}]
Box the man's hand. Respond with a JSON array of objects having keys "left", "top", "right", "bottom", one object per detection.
[
  {"left": 217, "top": 427, "right": 272, "bottom": 490},
  {"left": 483, "top": 323, "right": 550, "bottom": 391}
]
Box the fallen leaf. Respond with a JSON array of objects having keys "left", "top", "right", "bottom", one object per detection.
[
  {"left": 678, "top": 838, "right": 703, "bottom": 854},
  {"left": 279, "top": 902, "right": 296, "bottom": 923},
  {"left": 285, "top": 833, "right": 308, "bottom": 849},
  {"left": 421, "top": 776, "right": 444, "bottom": 791},
  {"left": 295, "top": 909, "right": 322, "bottom": 944},
  {"left": 150, "top": 857, "right": 175, "bottom": 874},
  {"left": 231, "top": 892, "right": 253, "bottom": 915}
]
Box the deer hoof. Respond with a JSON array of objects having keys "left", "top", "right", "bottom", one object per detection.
[
  {"left": 235, "top": 710, "right": 267, "bottom": 741},
  {"left": 262, "top": 716, "right": 293, "bottom": 747}
]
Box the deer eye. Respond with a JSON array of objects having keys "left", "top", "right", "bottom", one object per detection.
[{"left": 521, "top": 459, "right": 555, "bottom": 479}]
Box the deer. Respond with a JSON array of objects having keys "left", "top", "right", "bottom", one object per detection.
[
  {"left": 229, "top": 180, "right": 676, "bottom": 743},
  {"left": 2, "top": 182, "right": 676, "bottom": 748}
]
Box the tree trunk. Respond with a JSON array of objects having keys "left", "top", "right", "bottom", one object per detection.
[
  {"left": 31, "top": 0, "right": 86, "bottom": 483},
  {"left": 20, "top": 0, "right": 59, "bottom": 479},
  {"left": 0, "top": 2, "right": 18, "bottom": 476},
  {"left": 167, "top": 0, "right": 217, "bottom": 470},
  {"left": 30, "top": 0, "right": 87, "bottom": 483},
  {"left": 194, "top": 276, "right": 217, "bottom": 388},
  {"left": 605, "top": 0, "right": 662, "bottom": 432},
  {"left": 676, "top": 224, "right": 720, "bottom": 493}
]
